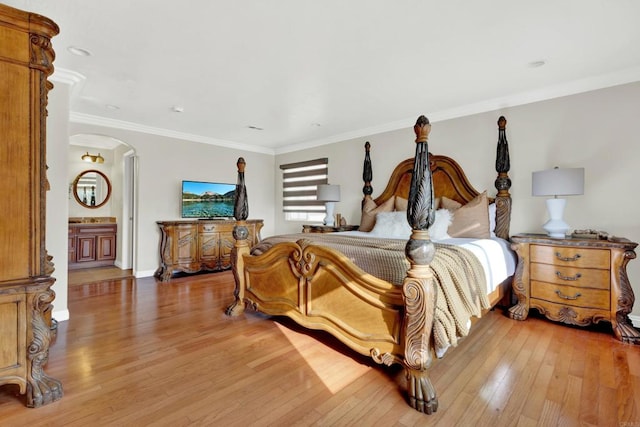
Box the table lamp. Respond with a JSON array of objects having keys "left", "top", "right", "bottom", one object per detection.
[
  {"left": 317, "top": 184, "right": 341, "bottom": 226},
  {"left": 532, "top": 167, "right": 584, "bottom": 238}
]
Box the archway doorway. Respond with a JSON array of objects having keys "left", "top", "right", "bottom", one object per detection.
[{"left": 68, "top": 134, "right": 137, "bottom": 279}]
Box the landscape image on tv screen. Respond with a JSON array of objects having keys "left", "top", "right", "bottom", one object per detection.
[{"left": 181, "top": 180, "right": 235, "bottom": 218}]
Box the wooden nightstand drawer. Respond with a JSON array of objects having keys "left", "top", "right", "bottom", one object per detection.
[
  {"left": 530, "top": 244, "right": 609, "bottom": 269},
  {"left": 530, "top": 263, "right": 610, "bottom": 290},
  {"left": 531, "top": 281, "right": 610, "bottom": 310}
]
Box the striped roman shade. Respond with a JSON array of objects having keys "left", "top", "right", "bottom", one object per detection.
[{"left": 280, "top": 158, "right": 328, "bottom": 220}]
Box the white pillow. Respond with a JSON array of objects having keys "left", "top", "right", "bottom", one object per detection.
[
  {"left": 430, "top": 209, "right": 452, "bottom": 241},
  {"left": 489, "top": 203, "right": 496, "bottom": 237},
  {"left": 369, "top": 211, "right": 411, "bottom": 239}
]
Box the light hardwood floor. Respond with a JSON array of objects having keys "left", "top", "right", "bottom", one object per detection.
[
  {"left": 1, "top": 271, "right": 638, "bottom": 426},
  {"left": 68, "top": 266, "right": 133, "bottom": 286}
]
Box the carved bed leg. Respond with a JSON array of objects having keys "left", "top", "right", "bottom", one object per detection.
[
  {"left": 402, "top": 116, "right": 439, "bottom": 413},
  {"left": 403, "top": 260, "right": 438, "bottom": 414},
  {"left": 226, "top": 221, "right": 249, "bottom": 316},
  {"left": 227, "top": 157, "right": 250, "bottom": 316}
]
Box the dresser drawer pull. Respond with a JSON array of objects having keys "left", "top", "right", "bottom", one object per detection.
[
  {"left": 555, "top": 289, "right": 582, "bottom": 300},
  {"left": 555, "top": 271, "right": 582, "bottom": 281},
  {"left": 555, "top": 252, "right": 581, "bottom": 262}
]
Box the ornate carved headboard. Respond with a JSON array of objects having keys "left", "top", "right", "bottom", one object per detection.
[{"left": 362, "top": 116, "right": 512, "bottom": 239}]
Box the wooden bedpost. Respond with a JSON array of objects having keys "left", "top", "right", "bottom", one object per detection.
[
  {"left": 362, "top": 141, "right": 373, "bottom": 208},
  {"left": 226, "top": 157, "right": 250, "bottom": 316},
  {"left": 494, "top": 116, "right": 512, "bottom": 240},
  {"left": 402, "top": 115, "right": 438, "bottom": 414}
]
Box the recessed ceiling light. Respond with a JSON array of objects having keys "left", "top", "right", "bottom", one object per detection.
[
  {"left": 528, "top": 60, "right": 546, "bottom": 68},
  {"left": 247, "top": 125, "right": 263, "bottom": 131},
  {"left": 171, "top": 106, "right": 184, "bottom": 113},
  {"left": 311, "top": 122, "right": 321, "bottom": 127},
  {"left": 67, "top": 46, "right": 92, "bottom": 56},
  {"left": 105, "top": 104, "right": 120, "bottom": 110}
]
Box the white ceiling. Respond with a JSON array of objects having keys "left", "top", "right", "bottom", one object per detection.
[{"left": 6, "top": 0, "right": 640, "bottom": 154}]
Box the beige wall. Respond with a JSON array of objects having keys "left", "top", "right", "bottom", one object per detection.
[
  {"left": 66, "top": 123, "right": 276, "bottom": 278},
  {"left": 48, "top": 81, "right": 640, "bottom": 321},
  {"left": 275, "top": 81, "right": 640, "bottom": 318},
  {"left": 47, "top": 82, "right": 71, "bottom": 320}
]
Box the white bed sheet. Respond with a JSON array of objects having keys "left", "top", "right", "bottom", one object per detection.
[{"left": 338, "top": 231, "right": 516, "bottom": 294}]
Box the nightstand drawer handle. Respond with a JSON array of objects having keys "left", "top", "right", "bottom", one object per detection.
[
  {"left": 555, "top": 289, "right": 582, "bottom": 300},
  {"left": 555, "top": 252, "right": 581, "bottom": 262},
  {"left": 555, "top": 271, "right": 582, "bottom": 281}
]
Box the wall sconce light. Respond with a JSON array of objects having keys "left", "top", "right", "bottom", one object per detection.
[
  {"left": 81, "top": 152, "right": 104, "bottom": 163},
  {"left": 316, "top": 184, "right": 341, "bottom": 226},
  {"left": 532, "top": 167, "right": 585, "bottom": 238}
]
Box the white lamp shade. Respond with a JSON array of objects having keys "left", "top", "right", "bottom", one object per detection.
[
  {"left": 317, "top": 184, "right": 341, "bottom": 202},
  {"left": 532, "top": 167, "right": 584, "bottom": 197}
]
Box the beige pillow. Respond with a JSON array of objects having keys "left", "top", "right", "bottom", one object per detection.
[
  {"left": 394, "top": 196, "right": 408, "bottom": 211},
  {"left": 447, "top": 191, "right": 490, "bottom": 238},
  {"left": 360, "top": 196, "right": 395, "bottom": 232},
  {"left": 440, "top": 196, "right": 462, "bottom": 210}
]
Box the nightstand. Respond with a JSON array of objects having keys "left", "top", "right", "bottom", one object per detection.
[
  {"left": 509, "top": 233, "right": 639, "bottom": 344},
  {"left": 302, "top": 224, "right": 359, "bottom": 233}
]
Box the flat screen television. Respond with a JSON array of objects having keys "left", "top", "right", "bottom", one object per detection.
[{"left": 181, "top": 180, "right": 235, "bottom": 219}]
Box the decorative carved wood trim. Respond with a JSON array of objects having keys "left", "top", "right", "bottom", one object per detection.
[
  {"left": 402, "top": 116, "right": 438, "bottom": 414},
  {"left": 362, "top": 141, "right": 373, "bottom": 208},
  {"left": 227, "top": 157, "right": 250, "bottom": 316},
  {"left": 494, "top": 116, "right": 512, "bottom": 240}
]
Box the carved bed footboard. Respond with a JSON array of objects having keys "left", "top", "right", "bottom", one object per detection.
[{"left": 227, "top": 116, "right": 512, "bottom": 415}]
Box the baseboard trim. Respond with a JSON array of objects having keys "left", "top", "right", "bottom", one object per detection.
[
  {"left": 53, "top": 309, "right": 70, "bottom": 323},
  {"left": 135, "top": 269, "right": 156, "bottom": 278}
]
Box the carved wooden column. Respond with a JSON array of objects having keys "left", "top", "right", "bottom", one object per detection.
[
  {"left": 362, "top": 141, "right": 373, "bottom": 208},
  {"left": 226, "top": 157, "right": 250, "bottom": 316},
  {"left": 494, "top": 116, "right": 512, "bottom": 240},
  {"left": 402, "top": 115, "right": 438, "bottom": 414}
]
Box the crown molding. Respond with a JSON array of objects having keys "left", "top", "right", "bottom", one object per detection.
[
  {"left": 275, "top": 65, "right": 640, "bottom": 154},
  {"left": 63, "top": 65, "right": 640, "bottom": 156},
  {"left": 69, "top": 112, "right": 275, "bottom": 155}
]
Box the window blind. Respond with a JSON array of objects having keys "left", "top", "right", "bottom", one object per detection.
[{"left": 280, "top": 158, "right": 328, "bottom": 221}]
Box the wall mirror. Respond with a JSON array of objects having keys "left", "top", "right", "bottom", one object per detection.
[{"left": 72, "top": 169, "right": 112, "bottom": 208}]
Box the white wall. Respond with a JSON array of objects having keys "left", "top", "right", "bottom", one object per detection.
[
  {"left": 47, "top": 81, "right": 71, "bottom": 321},
  {"left": 47, "top": 81, "right": 639, "bottom": 321},
  {"left": 275, "top": 81, "right": 640, "bottom": 318},
  {"left": 68, "top": 145, "right": 115, "bottom": 217},
  {"left": 67, "top": 123, "right": 276, "bottom": 278}
]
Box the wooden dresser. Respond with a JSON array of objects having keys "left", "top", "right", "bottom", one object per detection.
[
  {"left": 155, "top": 219, "right": 263, "bottom": 281},
  {"left": 509, "top": 233, "right": 639, "bottom": 344},
  {"left": 0, "top": 4, "right": 62, "bottom": 406}
]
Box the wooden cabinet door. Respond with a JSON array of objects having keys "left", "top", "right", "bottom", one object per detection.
[
  {"left": 76, "top": 236, "right": 96, "bottom": 262},
  {"left": 97, "top": 235, "right": 116, "bottom": 261},
  {"left": 0, "top": 291, "right": 27, "bottom": 390},
  {"left": 219, "top": 231, "right": 234, "bottom": 270},
  {"left": 199, "top": 232, "right": 220, "bottom": 269},
  {"left": 68, "top": 229, "right": 76, "bottom": 263},
  {"left": 174, "top": 225, "right": 198, "bottom": 265}
]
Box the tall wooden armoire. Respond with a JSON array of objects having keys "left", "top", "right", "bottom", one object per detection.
[{"left": 0, "top": 4, "right": 62, "bottom": 407}]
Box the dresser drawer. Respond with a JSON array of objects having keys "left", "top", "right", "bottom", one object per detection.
[
  {"left": 530, "top": 262, "right": 610, "bottom": 290},
  {"left": 531, "top": 281, "right": 610, "bottom": 310},
  {"left": 199, "top": 223, "right": 219, "bottom": 233},
  {"left": 530, "top": 244, "right": 609, "bottom": 269}
]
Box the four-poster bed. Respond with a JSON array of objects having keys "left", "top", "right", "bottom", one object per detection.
[{"left": 226, "top": 115, "right": 514, "bottom": 414}]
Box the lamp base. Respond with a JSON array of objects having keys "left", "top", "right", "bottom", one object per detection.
[
  {"left": 543, "top": 198, "right": 569, "bottom": 238},
  {"left": 323, "top": 201, "right": 335, "bottom": 226}
]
